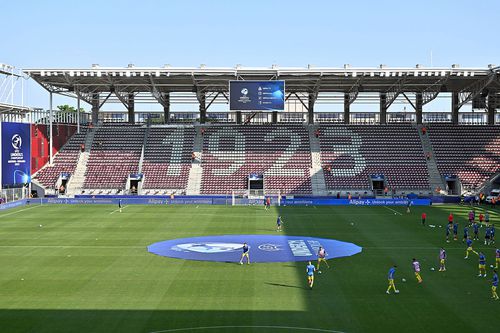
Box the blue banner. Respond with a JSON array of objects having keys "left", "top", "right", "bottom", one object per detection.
[
  {"left": 37, "top": 197, "right": 431, "bottom": 206},
  {"left": 1, "top": 122, "right": 31, "bottom": 187},
  {"left": 0, "top": 199, "right": 28, "bottom": 211},
  {"left": 230, "top": 81, "right": 285, "bottom": 111}
]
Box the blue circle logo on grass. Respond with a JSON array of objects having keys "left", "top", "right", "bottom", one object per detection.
[{"left": 148, "top": 235, "right": 362, "bottom": 263}]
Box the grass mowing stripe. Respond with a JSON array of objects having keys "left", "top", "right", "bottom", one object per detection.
[
  {"left": 0, "top": 204, "right": 499, "bottom": 333},
  {"left": 149, "top": 325, "right": 346, "bottom": 333}
]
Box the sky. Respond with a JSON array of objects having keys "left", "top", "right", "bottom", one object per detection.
[{"left": 1, "top": 0, "right": 499, "bottom": 112}]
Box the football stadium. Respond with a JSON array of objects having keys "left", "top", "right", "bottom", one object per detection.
[{"left": 1, "top": 1, "right": 500, "bottom": 332}]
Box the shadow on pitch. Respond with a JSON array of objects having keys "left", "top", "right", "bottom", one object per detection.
[{"left": 265, "top": 282, "right": 305, "bottom": 290}]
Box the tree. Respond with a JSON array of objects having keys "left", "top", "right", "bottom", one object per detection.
[{"left": 57, "top": 104, "right": 85, "bottom": 112}]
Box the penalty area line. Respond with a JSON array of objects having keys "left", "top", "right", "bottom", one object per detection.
[
  {"left": 383, "top": 206, "right": 403, "bottom": 216},
  {"left": 110, "top": 205, "right": 128, "bottom": 215},
  {"left": 0, "top": 205, "right": 42, "bottom": 219},
  {"left": 149, "top": 326, "right": 346, "bottom": 333}
]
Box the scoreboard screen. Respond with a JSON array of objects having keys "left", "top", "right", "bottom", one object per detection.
[{"left": 229, "top": 80, "right": 285, "bottom": 111}]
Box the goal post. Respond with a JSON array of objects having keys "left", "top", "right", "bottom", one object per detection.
[
  {"left": 231, "top": 189, "right": 281, "bottom": 206},
  {"left": 264, "top": 189, "right": 281, "bottom": 207},
  {"left": 231, "top": 189, "right": 249, "bottom": 206}
]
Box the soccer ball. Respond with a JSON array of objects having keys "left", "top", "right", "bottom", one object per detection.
[
  {"left": 430, "top": 267, "right": 435, "bottom": 271},
  {"left": 39, "top": 225, "right": 42, "bottom": 227},
  {"left": 395, "top": 290, "right": 400, "bottom": 294},
  {"left": 394, "top": 213, "right": 397, "bottom": 215},
  {"left": 318, "top": 271, "right": 322, "bottom": 274},
  {"left": 490, "top": 265, "right": 494, "bottom": 268},
  {"left": 402, "top": 278, "right": 406, "bottom": 282}
]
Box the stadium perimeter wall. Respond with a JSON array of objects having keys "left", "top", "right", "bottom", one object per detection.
[
  {"left": 34, "top": 197, "right": 433, "bottom": 206},
  {"left": 2, "top": 196, "right": 467, "bottom": 212}
]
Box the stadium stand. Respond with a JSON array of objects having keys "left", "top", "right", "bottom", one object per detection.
[
  {"left": 200, "top": 125, "right": 312, "bottom": 195},
  {"left": 83, "top": 125, "right": 145, "bottom": 189},
  {"left": 33, "top": 128, "right": 88, "bottom": 189},
  {"left": 142, "top": 126, "right": 195, "bottom": 191},
  {"left": 427, "top": 124, "right": 500, "bottom": 191},
  {"left": 32, "top": 123, "right": 500, "bottom": 196},
  {"left": 318, "top": 124, "right": 430, "bottom": 190}
]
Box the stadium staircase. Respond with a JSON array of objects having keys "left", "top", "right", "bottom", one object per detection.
[
  {"left": 475, "top": 172, "right": 500, "bottom": 195},
  {"left": 138, "top": 125, "right": 150, "bottom": 174},
  {"left": 416, "top": 124, "right": 446, "bottom": 192},
  {"left": 66, "top": 128, "right": 96, "bottom": 196},
  {"left": 308, "top": 125, "right": 328, "bottom": 196},
  {"left": 185, "top": 126, "right": 203, "bottom": 195}
]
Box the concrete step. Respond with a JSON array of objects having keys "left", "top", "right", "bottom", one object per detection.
[
  {"left": 416, "top": 124, "right": 446, "bottom": 192},
  {"left": 67, "top": 129, "right": 96, "bottom": 196}
]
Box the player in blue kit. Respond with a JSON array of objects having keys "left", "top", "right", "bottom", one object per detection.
[
  {"left": 386, "top": 265, "right": 399, "bottom": 294},
  {"left": 473, "top": 222, "right": 480, "bottom": 241},
  {"left": 276, "top": 215, "right": 284, "bottom": 232},
  {"left": 453, "top": 222, "right": 459, "bottom": 241},
  {"left": 492, "top": 270, "right": 499, "bottom": 300},
  {"left": 465, "top": 237, "right": 478, "bottom": 259},
  {"left": 492, "top": 224, "right": 496, "bottom": 244},
  {"left": 239, "top": 242, "right": 250, "bottom": 265},
  {"left": 463, "top": 225, "right": 469, "bottom": 243},
  {"left": 485, "top": 226, "right": 492, "bottom": 245},
  {"left": 306, "top": 261, "right": 316, "bottom": 289},
  {"left": 445, "top": 223, "right": 452, "bottom": 243},
  {"left": 478, "top": 252, "right": 487, "bottom": 277}
]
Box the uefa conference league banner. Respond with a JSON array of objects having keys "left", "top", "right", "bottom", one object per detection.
[{"left": 1, "top": 122, "right": 31, "bottom": 187}]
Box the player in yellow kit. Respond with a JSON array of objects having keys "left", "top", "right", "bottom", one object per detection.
[{"left": 316, "top": 246, "right": 330, "bottom": 272}]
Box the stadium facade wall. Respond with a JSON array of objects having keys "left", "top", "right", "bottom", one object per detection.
[{"left": 31, "top": 123, "right": 77, "bottom": 173}]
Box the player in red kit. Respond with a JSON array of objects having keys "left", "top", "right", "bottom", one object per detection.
[{"left": 421, "top": 212, "right": 427, "bottom": 226}]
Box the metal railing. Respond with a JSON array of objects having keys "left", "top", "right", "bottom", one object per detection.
[{"left": 1, "top": 187, "right": 28, "bottom": 204}]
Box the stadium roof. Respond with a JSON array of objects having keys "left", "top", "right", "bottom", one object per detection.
[{"left": 24, "top": 65, "right": 500, "bottom": 108}]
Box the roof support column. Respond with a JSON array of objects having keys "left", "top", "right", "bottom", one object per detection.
[
  {"left": 272, "top": 111, "right": 278, "bottom": 124},
  {"left": 49, "top": 92, "right": 53, "bottom": 164},
  {"left": 380, "top": 93, "right": 387, "bottom": 125},
  {"left": 451, "top": 92, "right": 459, "bottom": 125},
  {"left": 416, "top": 92, "right": 423, "bottom": 125},
  {"left": 487, "top": 93, "right": 496, "bottom": 125},
  {"left": 91, "top": 93, "right": 99, "bottom": 126},
  {"left": 308, "top": 93, "right": 315, "bottom": 124},
  {"left": 128, "top": 93, "right": 135, "bottom": 124},
  {"left": 199, "top": 93, "right": 206, "bottom": 124},
  {"left": 236, "top": 111, "right": 242, "bottom": 124},
  {"left": 163, "top": 93, "right": 170, "bottom": 124},
  {"left": 344, "top": 93, "right": 350, "bottom": 124},
  {"left": 76, "top": 95, "right": 80, "bottom": 134}
]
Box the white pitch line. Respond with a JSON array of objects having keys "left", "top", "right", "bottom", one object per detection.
[
  {"left": 0, "top": 245, "right": 144, "bottom": 249},
  {"left": 363, "top": 247, "right": 466, "bottom": 250},
  {"left": 383, "top": 206, "right": 403, "bottom": 216},
  {"left": 0, "top": 205, "right": 42, "bottom": 218},
  {"left": 149, "top": 326, "right": 346, "bottom": 333},
  {"left": 109, "top": 205, "right": 128, "bottom": 214}
]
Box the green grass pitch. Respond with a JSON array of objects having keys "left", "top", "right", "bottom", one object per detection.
[{"left": 0, "top": 203, "right": 499, "bottom": 333}]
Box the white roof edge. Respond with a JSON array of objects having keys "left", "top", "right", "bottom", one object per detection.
[{"left": 23, "top": 66, "right": 495, "bottom": 73}]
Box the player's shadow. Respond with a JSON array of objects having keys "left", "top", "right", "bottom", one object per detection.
[{"left": 265, "top": 282, "right": 305, "bottom": 289}]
